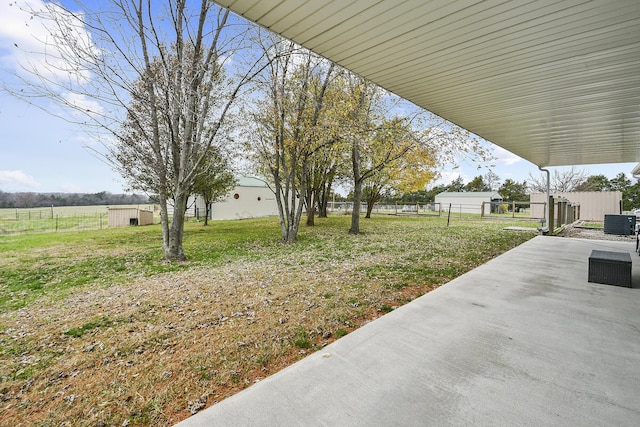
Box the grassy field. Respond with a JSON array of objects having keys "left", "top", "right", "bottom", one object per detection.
[
  {"left": 0, "top": 205, "right": 157, "bottom": 234},
  {"left": 0, "top": 215, "right": 537, "bottom": 425},
  {"left": 0, "top": 205, "right": 157, "bottom": 220}
]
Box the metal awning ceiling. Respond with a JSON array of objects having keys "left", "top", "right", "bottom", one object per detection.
[{"left": 214, "top": 0, "right": 640, "bottom": 168}]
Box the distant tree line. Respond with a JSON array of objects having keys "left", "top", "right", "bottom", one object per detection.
[
  {"left": 377, "top": 167, "right": 640, "bottom": 211},
  {"left": 380, "top": 175, "right": 529, "bottom": 205},
  {"left": 0, "top": 190, "right": 150, "bottom": 209}
]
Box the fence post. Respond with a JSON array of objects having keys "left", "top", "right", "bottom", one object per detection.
[
  {"left": 447, "top": 203, "right": 452, "bottom": 226},
  {"left": 558, "top": 200, "right": 563, "bottom": 226},
  {"left": 481, "top": 202, "right": 485, "bottom": 217},
  {"left": 548, "top": 197, "right": 554, "bottom": 232},
  {"left": 56, "top": 215, "right": 59, "bottom": 232},
  {"left": 512, "top": 201, "right": 515, "bottom": 218}
]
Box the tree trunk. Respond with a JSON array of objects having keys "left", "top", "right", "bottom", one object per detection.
[
  {"left": 290, "top": 180, "right": 306, "bottom": 242},
  {"left": 282, "top": 193, "right": 303, "bottom": 243},
  {"left": 318, "top": 204, "right": 327, "bottom": 218},
  {"left": 159, "top": 191, "right": 171, "bottom": 257},
  {"left": 306, "top": 205, "right": 315, "bottom": 226},
  {"left": 365, "top": 187, "right": 380, "bottom": 218},
  {"left": 275, "top": 174, "right": 305, "bottom": 243},
  {"left": 349, "top": 136, "right": 362, "bottom": 234},
  {"left": 350, "top": 179, "right": 362, "bottom": 234},
  {"left": 365, "top": 200, "right": 374, "bottom": 218},
  {"left": 272, "top": 172, "right": 286, "bottom": 240},
  {"left": 305, "top": 187, "right": 316, "bottom": 226},
  {"left": 165, "top": 192, "right": 187, "bottom": 261},
  {"left": 284, "top": 222, "right": 298, "bottom": 243},
  {"left": 318, "top": 182, "right": 332, "bottom": 218},
  {"left": 203, "top": 201, "right": 210, "bottom": 226},
  {"left": 318, "top": 198, "right": 328, "bottom": 218}
]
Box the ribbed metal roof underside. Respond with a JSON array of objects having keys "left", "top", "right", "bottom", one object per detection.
[{"left": 215, "top": 0, "right": 640, "bottom": 167}]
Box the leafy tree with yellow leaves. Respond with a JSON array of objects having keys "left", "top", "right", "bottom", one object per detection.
[{"left": 362, "top": 127, "right": 437, "bottom": 218}]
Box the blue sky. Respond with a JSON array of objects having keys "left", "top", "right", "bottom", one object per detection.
[{"left": 0, "top": 0, "right": 637, "bottom": 195}]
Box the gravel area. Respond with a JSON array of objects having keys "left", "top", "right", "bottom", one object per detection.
[{"left": 558, "top": 224, "right": 637, "bottom": 243}]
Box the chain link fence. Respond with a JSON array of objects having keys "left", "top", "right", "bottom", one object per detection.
[
  {"left": 329, "top": 201, "right": 548, "bottom": 223},
  {"left": 0, "top": 206, "right": 155, "bottom": 235}
]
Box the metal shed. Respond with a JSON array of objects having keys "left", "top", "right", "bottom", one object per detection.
[
  {"left": 107, "top": 207, "right": 154, "bottom": 228},
  {"left": 435, "top": 191, "right": 503, "bottom": 215}
]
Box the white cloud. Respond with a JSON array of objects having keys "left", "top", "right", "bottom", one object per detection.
[
  {"left": 63, "top": 92, "right": 105, "bottom": 115},
  {"left": 0, "top": 170, "right": 41, "bottom": 189},
  {"left": 430, "top": 170, "right": 468, "bottom": 188},
  {"left": 491, "top": 145, "right": 522, "bottom": 166},
  {"left": 0, "top": 0, "right": 95, "bottom": 83}
]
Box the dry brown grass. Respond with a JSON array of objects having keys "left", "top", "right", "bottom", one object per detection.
[{"left": 0, "top": 216, "right": 536, "bottom": 425}]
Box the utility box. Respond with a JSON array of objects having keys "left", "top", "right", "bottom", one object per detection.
[{"left": 603, "top": 214, "right": 635, "bottom": 235}]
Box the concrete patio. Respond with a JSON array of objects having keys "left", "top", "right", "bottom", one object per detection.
[{"left": 177, "top": 235, "right": 640, "bottom": 426}]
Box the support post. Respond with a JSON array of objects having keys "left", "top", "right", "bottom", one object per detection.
[
  {"left": 557, "top": 199, "right": 563, "bottom": 227},
  {"left": 548, "top": 196, "right": 555, "bottom": 232},
  {"left": 539, "top": 166, "right": 551, "bottom": 233}
]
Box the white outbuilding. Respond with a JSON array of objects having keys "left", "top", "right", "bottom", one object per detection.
[
  {"left": 107, "top": 207, "right": 154, "bottom": 227},
  {"left": 434, "top": 191, "right": 503, "bottom": 215},
  {"left": 190, "top": 176, "right": 278, "bottom": 221}
]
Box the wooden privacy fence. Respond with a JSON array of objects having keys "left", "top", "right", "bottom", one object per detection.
[
  {"left": 482, "top": 198, "right": 579, "bottom": 229},
  {"left": 549, "top": 197, "right": 580, "bottom": 229}
]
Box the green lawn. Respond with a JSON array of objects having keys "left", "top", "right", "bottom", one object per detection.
[
  {"left": 0, "top": 215, "right": 537, "bottom": 313},
  {"left": 0, "top": 215, "right": 537, "bottom": 426}
]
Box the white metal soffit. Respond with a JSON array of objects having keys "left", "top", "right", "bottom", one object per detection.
[{"left": 215, "top": 0, "right": 640, "bottom": 168}]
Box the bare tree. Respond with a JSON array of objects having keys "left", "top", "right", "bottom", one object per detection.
[
  {"left": 528, "top": 166, "right": 588, "bottom": 193},
  {"left": 250, "top": 36, "right": 338, "bottom": 242},
  {"left": 484, "top": 170, "right": 501, "bottom": 191},
  {"left": 6, "top": 1, "right": 269, "bottom": 260}
]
